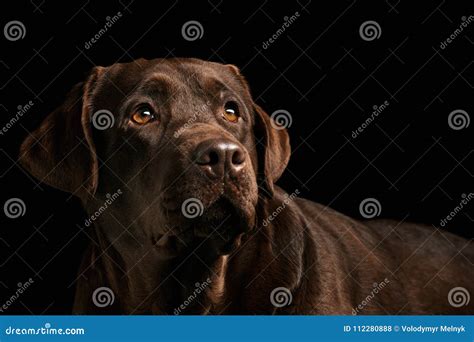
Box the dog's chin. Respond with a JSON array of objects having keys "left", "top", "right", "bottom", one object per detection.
[{"left": 159, "top": 196, "right": 255, "bottom": 258}]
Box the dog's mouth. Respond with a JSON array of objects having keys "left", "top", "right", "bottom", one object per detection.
[{"left": 159, "top": 195, "right": 254, "bottom": 256}]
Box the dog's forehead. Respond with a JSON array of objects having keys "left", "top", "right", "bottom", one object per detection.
[{"left": 105, "top": 58, "right": 234, "bottom": 89}]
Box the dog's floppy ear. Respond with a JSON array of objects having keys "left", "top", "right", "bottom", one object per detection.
[
  {"left": 253, "top": 104, "right": 291, "bottom": 197},
  {"left": 19, "top": 67, "right": 104, "bottom": 201}
]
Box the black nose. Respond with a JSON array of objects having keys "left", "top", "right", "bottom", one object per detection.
[{"left": 193, "top": 139, "right": 246, "bottom": 178}]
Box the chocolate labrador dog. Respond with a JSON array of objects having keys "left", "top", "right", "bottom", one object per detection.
[{"left": 19, "top": 58, "right": 473, "bottom": 314}]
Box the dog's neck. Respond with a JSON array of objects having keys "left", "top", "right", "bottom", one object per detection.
[
  {"left": 86, "top": 218, "right": 234, "bottom": 314},
  {"left": 81, "top": 191, "right": 308, "bottom": 314}
]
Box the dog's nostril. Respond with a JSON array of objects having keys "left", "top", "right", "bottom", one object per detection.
[
  {"left": 208, "top": 150, "right": 220, "bottom": 165},
  {"left": 231, "top": 149, "right": 245, "bottom": 165},
  {"left": 196, "top": 149, "right": 220, "bottom": 165}
]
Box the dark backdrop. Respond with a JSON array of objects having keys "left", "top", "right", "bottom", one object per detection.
[{"left": 1, "top": 0, "right": 473, "bottom": 314}]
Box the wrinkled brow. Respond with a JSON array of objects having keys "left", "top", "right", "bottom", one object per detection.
[{"left": 137, "top": 73, "right": 180, "bottom": 96}]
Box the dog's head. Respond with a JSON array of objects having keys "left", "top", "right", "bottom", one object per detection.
[{"left": 19, "top": 58, "right": 290, "bottom": 256}]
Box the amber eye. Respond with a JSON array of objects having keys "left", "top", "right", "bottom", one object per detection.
[
  {"left": 131, "top": 106, "right": 156, "bottom": 125},
  {"left": 223, "top": 102, "right": 240, "bottom": 123}
]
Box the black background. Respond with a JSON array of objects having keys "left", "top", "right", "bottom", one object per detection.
[{"left": 0, "top": 0, "right": 473, "bottom": 314}]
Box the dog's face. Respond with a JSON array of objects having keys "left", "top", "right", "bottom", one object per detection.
[{"left": 19, "top": 58, "right": 290, "bottom": 256}]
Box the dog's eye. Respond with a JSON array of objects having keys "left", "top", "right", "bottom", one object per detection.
[
  {"left": 223, "top": 102, "right": 240, "bottom": 123},
  {"left": 131, "top": 106, "right": 156, "bottom": 125}
]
